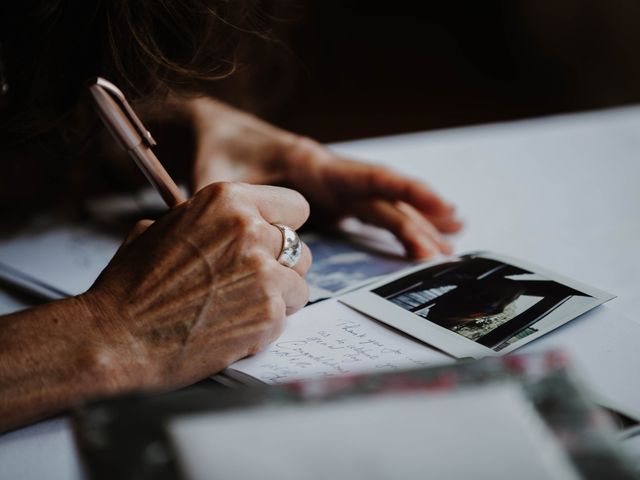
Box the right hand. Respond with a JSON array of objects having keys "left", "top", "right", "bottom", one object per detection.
[{"left": 80, "top": 182, "right": 312, "bottom": 392}]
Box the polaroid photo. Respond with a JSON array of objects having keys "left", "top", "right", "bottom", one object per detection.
[
  {"left": 341, "top": 252, "right": 614, "bottom": 359},
  {"left": 302, "top": 233, "right": 415, "bottom": 302}
]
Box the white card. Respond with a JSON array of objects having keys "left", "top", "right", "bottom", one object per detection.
[
  {"left": 341, "top": 252, "right": 614, "bottom": 359},
  {"left": 225, "top": 298, "right": 451, "bottom": 385}
]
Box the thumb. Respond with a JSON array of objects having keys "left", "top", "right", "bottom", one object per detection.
[
  {"left": 122, "top": 219, "right": 154, "bottom": 247},
  {"left": 104, "top": 219, "right": 154, "bottom": 268}
]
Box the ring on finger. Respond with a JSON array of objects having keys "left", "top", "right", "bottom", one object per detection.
[{"left": 272, "top": 223, "right": 302, "bottom": 268}]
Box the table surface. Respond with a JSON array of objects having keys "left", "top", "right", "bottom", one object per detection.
[{"left": 2, "top": 105, "right": 639, "bottom": 479}]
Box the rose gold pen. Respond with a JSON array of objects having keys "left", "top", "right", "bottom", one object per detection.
[{"left": 88, "top": 77, "right": 186, "bottom": 207}]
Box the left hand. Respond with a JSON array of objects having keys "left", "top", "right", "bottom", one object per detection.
[{"left": 186, "top": 97, "right": 463, "bottom": 259}]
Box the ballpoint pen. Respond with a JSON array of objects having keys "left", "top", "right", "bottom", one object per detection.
[{"left": 87, "top": 77, "right": 186, "bottom": 207}]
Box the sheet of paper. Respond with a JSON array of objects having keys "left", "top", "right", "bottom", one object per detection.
[
  {"left": 0, "top": 289, "right": 33, "bottom": 316},
  {"left": 0, "top": 224, "right": 121, "bottom": 296},
  {"left": 226, "top": 299, "right": 453, "bottom": 384},
  {"left": 169, "top": 383, "right": 580, "bottom": 480}
]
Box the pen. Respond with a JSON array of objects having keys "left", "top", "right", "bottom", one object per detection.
[{"left": 87, "top": 77, "right": 186, "bottom": 207}]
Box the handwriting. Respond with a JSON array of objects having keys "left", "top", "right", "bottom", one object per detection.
[{"left": 246, "top": 317, "right": 437, "bottom": 384}]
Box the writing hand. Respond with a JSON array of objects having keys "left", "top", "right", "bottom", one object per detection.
[{"left": 82, "top": 182, "right": 312, "bottom": 390}]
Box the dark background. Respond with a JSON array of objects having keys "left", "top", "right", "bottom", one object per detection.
[{"left": 236, "top": 0, "right": 640, "bottom": 142}]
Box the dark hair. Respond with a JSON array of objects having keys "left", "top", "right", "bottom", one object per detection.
[{"left": 0, "top": 0, "right": 275, "bottom": 148}]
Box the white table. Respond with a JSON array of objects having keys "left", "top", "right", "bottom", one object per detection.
[
  {"left": 332, "top": 106, "right": 640, "bottom": 321},
  {"left": 2, "top": 106, "right": 639, "bottom": 479}
]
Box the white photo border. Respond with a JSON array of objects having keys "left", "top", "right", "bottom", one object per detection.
[{"left": 340, "top": 251, "right": 614, "bottom": 359}]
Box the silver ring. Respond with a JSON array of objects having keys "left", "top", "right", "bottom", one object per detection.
[{"left": 273, "top": 224, "right": 302, "bottom": 268}]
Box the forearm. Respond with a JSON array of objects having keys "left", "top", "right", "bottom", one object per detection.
[{"left": 0, "top": 295, "right": 138, "bottom": 432}]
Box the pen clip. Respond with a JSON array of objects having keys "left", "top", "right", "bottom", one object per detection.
[{"left": 91, "top": 77, "right": 157, "bottom": 147}]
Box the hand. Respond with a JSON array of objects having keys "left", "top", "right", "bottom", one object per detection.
[
  {"left": 81, "top": 182, "right": 312, "bottom": 391},
  {"left": 186, "top": 97, "right": 462, "bottom": 259}
]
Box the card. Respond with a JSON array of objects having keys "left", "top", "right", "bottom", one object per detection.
[
  {"left": 341, "top": 252, "right": 614, "bottom": 359},
  {"left": 224, "top": 298, "right": 451, "bottom": 385}
]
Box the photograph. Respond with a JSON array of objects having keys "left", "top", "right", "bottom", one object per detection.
[
  {"left": 342, "top": 252, "right": 614, "bottom": 358},
  {"left": 303, "top": 233, "right": 415, "bottom": 302}
]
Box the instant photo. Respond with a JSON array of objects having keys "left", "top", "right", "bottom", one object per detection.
[{"left": 341, "top": 252, "right": 614, "bottom": 358}]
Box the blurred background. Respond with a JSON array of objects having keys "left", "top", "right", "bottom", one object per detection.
[{"left": 220, "top": 0, "right": 640, "bottom": 142}]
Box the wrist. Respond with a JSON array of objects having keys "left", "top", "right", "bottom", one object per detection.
[
  {"left": 74, "top": 291, "right": 149, "bottom": 395},
  {"left": 282, "top": 135, "right": 332, "bottom": 186},
  {"left": 0, "top": 294, "right": 146, "bottom": 430}
]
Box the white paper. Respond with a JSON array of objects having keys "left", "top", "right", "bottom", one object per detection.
[
  {"left": 0, "top": 224, "right": 121, "bottom": 296},
  {"left": 169, "top": 383, "right": 580, "bottom": 480},
  {"left": 225, "top": 299, "right": 452, "bottom": 384},
  {"left": 0, "top": 289, "right": 33, "bottom": 315}
]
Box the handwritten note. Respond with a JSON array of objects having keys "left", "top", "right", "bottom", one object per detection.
[{"left": 226, "top": 299, "right": 452, "bottom": 384}]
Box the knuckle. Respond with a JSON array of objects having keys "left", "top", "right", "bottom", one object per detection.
[
  {"left": 263, "top": 296, "right": 286, "bottom": 322},
  {"left": 367, "top": 164, "right": 390, "bottom": 182},
  {"left": 245, "top": 256, "right": 281, "bottom": 289},
  {"left": 244, "top": 250, "right": 269, "bottom": 272},
  {"left": 199, "top": 182, "right": 224, "bottom": 201},
  {"left": 229, "top": 213, "right": 263, "bottom": 241},
  {"left": 256, "top": 261, "right": 279, "bottom": 285},
  {"left": 201, "top": 181, "right": 240, "bottom": 204},
  {"left": 289, "top": 135, "right": 328, "bottom": 165},
  {"left": 296, "top": 135, "right": 321, "bottom": 155}
]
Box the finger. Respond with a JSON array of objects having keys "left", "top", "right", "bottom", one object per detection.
[
  {"left": 293, "top": 242, "right": 313, "bottom": 277},
  {"left": 244, "top": 184, "right": 310, "bottom": 229},
  {"left": 395, "top": 202, "right": 454, "bottom": 255},
  {"left": 108, "top": 219, "right": 154, "bottom": 265},
  {"left": 325, "top": 160, "right": 454, "bottom": 216},
  {"left": 198, "top": 182, "right": 311, "bottom": 230},
  {"left": 427, "top": 213, "right": 464, "bottom": 234},
  {"left": 265, "top": 224, "right": 312, "bottom": 277},
  {"left": 351, "top": 200, "right": 444, "bottom": 259},
  {"left": 273, "top": 262, "right": 310, "bottom": 314},
  {"left": 267, "top": 225, "right": 312, "bottom": 278},
  {"left": 244, "top": 220, "right": 312, "bottom": 277},
  {"left": 122, "top": 219, "right": 154, "bottom": 247}
]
